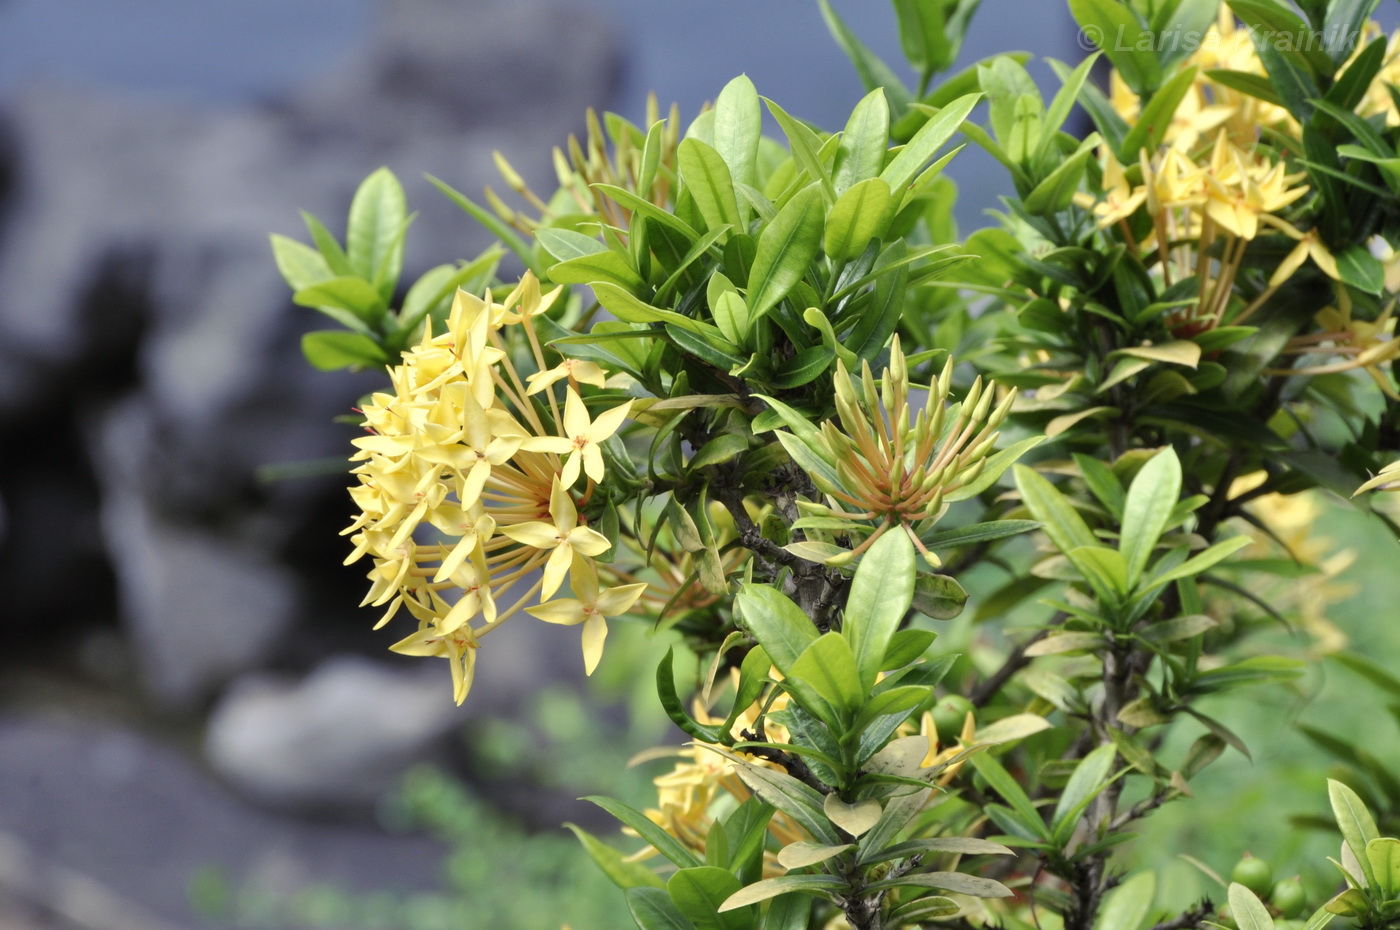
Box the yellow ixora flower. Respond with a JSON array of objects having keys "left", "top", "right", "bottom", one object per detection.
[
  {"left": 526, "top": 555, "right": 646, "bottom": 674},
  {"left": 500, "top": 475, "right": 611, "bottom": 598},
  {"left": 521, "top": 387, "right": 633, "bottom": 488}
]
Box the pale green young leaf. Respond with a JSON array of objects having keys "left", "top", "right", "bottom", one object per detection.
[
  {"left": 833, "top": 88, "right": 891, "bottom": 193},
  {"left": 1149, "top": 536, "right": 1252, "bottom": 586},
  {"left": 776, "top": 842, "right": 854, "bottom": 870},
  {"left": 1036, "top": 53, "right": 1098, "bottom": 167},
  {"left": 880, "top": 93, "right": 980, "bottom": 195},
  {"left": 346, "top": 167, "right": 407, "bottom": 289},
  {"left": 764, "top": 97, "right": 836, "bottom": 202},
  {"left": 713, "top": 75, "right": 762, "bottom": 196},
  {"left": 1228, "top": 882, "right": 1277, "bottom": 930},
  {"left": 723, "top": 753, "right": 841, "bottom": 845},
  {"left": 968, "top": 752, "right": 1048, "bottom": 840},
  {"left": 712, "top": 290, "right": 751, "bottom": 346},
  {"left": 747, "top": 183, "right": 825, "bottom": 320},
  {"left": 1120, "top": 447, "right": 1182, "bottom": 589},
  {"left": 1330, "top": 779, "right": 1380, "bottom": 888},
  {"left": 300, "top": 330, "right": 389, "bottom": 371},
  {"left": 293, "top": 276, "right": 388, "bottom": 325},
  {"left": 270, "top": 234, "right": 334, "bottom": 291},
  {"left": 1014, "top": 465, "right": 1098, "bottom": 555},
  {"left": 846, "top": 529, "right": 916, "bottom": 691},
  {"left": 1366, "top": 837, "right": 1400, "bottom": 897},
  {"left": 789, "top": 632, "right": 864, "bottom": 721},
  {"left": 535, "top": 227, "right": 607, "bottom": 262},
  {"left": 678, "top": 138, "right": 744, "bottom": 241},
  {"left": 823, "top": 178, "right": 892, "bottom": 262},
  {"left": 864, "top": 871, "right": 1013, "bottom": 897},
  {"left": 1067, "top": 545, "right": 1129, "bottom": 601}
]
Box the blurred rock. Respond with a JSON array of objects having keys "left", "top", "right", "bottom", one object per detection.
[
  {"left": 0, "top": 713, "right": 445, "bottom": 930},
  {"left": 205, "top": 655, "right": 461, "bottom": 812},
  {"left": 0, "top": 0, "right": 619, "bottom": 703}
]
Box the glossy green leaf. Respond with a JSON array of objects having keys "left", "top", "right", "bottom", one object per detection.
[
  {"left": 628, "top": 887, "right": 696, "bottom": 930},
  {"left": 549, "top": 250, "right": 647, "bottom": 292},
  {"left": 734, "top": 584, "right": 819, "bottom": 677},
  {"left": 823, "top": 178, "right": 891, "bottom": 262},
  {"left": 1366, "top": 837, "right": 1400, "bottom": 897},
  {"left": 565, "top": 823, "right": 666, "bottom": 890},
  {"left": 1149, "top": 536, "right": 1252, "bottom": 585},
  {"left": 713, "top": 75, "right": 762, "bottom": 197},
  {"left": 300, "top": 330, "right": 389, "bottom": 371},
  {"left": 668, "top": 867, "right": 748, "bottom": 930},
  {"left": 592, "top": 282, "right": 728, "bottom": 341},
  {"left": 747, "top": 184, "right": 825, "bottom": 320},
  {"left": 834, "top": 88, "right": 891, "bottom": 193},
  {"left": 880, "top": 93, "right": 980, "bottom": 195},
  {"left": 726, "top": 754, "right": 841, "bottom": 845},
  {"left": 969, "top": 751, "right": 1048, "bottom": 840},
  {"left": 788, "top": 632, "right": 864, "bottom": 723},
  {"left": 1051, "top": 743, "right": 1118, "bottom": 843},
  {"left": 1120, "top": 447, "right": 1181, "bottom": 589},
  {"left": 911, "top": 573, "right": 968, "bottom": 620},
  {"left": 270, "top": 234, "right": 334, "bottom": 291},
  {"left": 1069, "top": 0, "right": 1160, "bottom": 94},
  {"left": 1014, "top": 465, "right": 1098, "bottom": 555},
  {"left": 845, "top": 529, "right": 917, "bottom": 691},
  {"left": 863, "top": 870, "right": 1013, "bottom": 897},
  {"left": 1228, "top": 882, "right": 1276, "bottom": 930},
  {"left": 586, "top": 795, "right": 703, "bottom": 869},
  {"left": 1330, "top": 778, "right": 1380, "bottom": 888},
  {"left": 1119, "top": 67, "right": 1197, "bottom": 159},
  {"left": 293, "top": 276, "right": 388, "bottom": 325},
  {"left": 679, "top": 138, "right": 745, "bottom": 241},
  {"left": 346, "top": 167, "right": 407, "bottom": 298}
]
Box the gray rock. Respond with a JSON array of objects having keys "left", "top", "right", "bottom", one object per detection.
[
  {"left": 0, "top": 713, "right": 446, "bottom": 930},
  {"left": 205, "top": 655, "right": 462, "bottom": 812}
]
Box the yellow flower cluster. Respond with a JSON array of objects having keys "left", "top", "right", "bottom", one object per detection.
[{"left": 343, "top": 274, "right": 644, "bottom": 703}]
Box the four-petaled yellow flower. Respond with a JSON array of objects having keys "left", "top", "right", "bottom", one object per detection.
[
  {"left": 500, "top": 476, "right": 611, "bottom": 598},
  {"left": 527, "top": 556, "right": 647, "bottom": 674},
  {"left": 523, "top": 388, "right": 633, "bottom": 488}
]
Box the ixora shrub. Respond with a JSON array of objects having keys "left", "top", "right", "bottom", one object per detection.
[{"left": 270, "top": 1, "right": 1400, "bottom": 927}]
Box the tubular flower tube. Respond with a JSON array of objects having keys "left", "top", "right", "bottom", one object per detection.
[
  {"left": 782, "top": 338, "right": 1016, "bottom": 567},
  {"left": 343, "top": 273, "right": 639, "bottom": 703}
]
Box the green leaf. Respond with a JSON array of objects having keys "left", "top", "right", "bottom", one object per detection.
[
  {"left": 713, "top": 74, "right": 762, "bottom": 197},
  {"left": 882, "top": 630, "right": 938, "bottom": 670},
  {"left": 823, "top": 178, "right": 892, "bottom": 263},
  {"left": 1014, "top": 465, "right": 1098, "bottom": 554},
  {"left": 679, "top": 139, "right": 745, "bottom": 241},
  {"left": 1140, "top": 614, "right": 1217, "bottom": 644},
  {"left": 1335, "top": 245, "right": 1385, "bottom": 295},
  {"left": 1329, "top": 779, "right": 1380, "bottom": 887},
  {"left": 816, "top": 0, "right": 913, "bottom": 118},
  {"left": 717, "top": 875, "right": 846, "bottom": 912},
  {"left": 1120, "top": 447, "right": 1181, "bottom": 589},
  {"left": 1069, "top": 0, "right": 1161, "bottom": 94},
  {"left": 765, "top": 98, "right": 836, "bottom": 203},
  {"left": 788, "top": 633, "right": 864, "bottom": 724},
  {"left": 1228, "top": 0, "right": 1333, "bottom": 77},
  {"left": 346, "top": 167, "right": 407, "bottom": 299},
  {"left": 863, "top": 871, "right": 1013, "bottom": 897},
  {"left": 1228, "top": 882, "right": 1277, "bottom": 930},
  {"left": 1051, "top": 743, "right": 1118, "bottom": 843},
  {"left": 1366, "top": 838, "right": 1400, "bottom": 898},
  {"left": 270, "top": 234, "right": 334, "bottom": 291},
  {"left": 747, "top": 184, "right": 825, "bottom": 320},
  {"left": 549, "top": 249, "right": 647, "bottom": 292},
  {"left": 627, "top": 887, "right": 696, "bottom": 930},
  {"left": 1095, "top": 869, "right": 1155, "bottom": 929},
  {"left": 668, "top": 867, "right": 748, "bottom": 930},
  {"left": 845, "top": 529, "right": 917, "bottom": 692},
  {"left": 1037, "top": 52, "right": 1098, "bottom": 168},
  {"left": 921, "top": 520, "right": 1041, "bottom": 551},
  {"left": 397, "top": 248, "right": 503, "bottom": 337},
  {"left": 834, "top": 89, "right": 891, "bottom": 193},
  {"left": 1205, "top": 68, "right": 1282, "bottom": 106},
  {"left": 889, "top": 897, "right": 961, "bottom": 921},
  {"left": 585, "top": 796, "right": 703, "bottom": 870},
  {"left": 1024, "top": 145, "right": 1095, "bottom": 214},
  {"left": 594, "top": 183, "right": 703, "bottom": 244},
  {"left": 721, "top": 645, "right": 772, "bottom": 735},
  {"left": 427, "top": 174, "right": 538, "bottom": 275},
  {"left": 911, "top": 573, "right": 969, "bottom": 620},
  {"left": 536, "top": 227, "right": 607, "bottom": 262},
  {"left": 300, "top": 330, "right": 389, "bottom": 371},
  {"left": 861, "top": 836, "right": 1013, "bottom": 867},
  {"left": 764, "top": 893, "right": 813, "bottom": 929},
  {"left": 592, "top": 282, "right": 730, "bottom": 341},
  {"left": 712, "top": 290, "right": 751, "bottom": 346},
  {"left": 880, "top": 93, "right": 980, "bottom": 196},
  {"left": 726, "top": 754, "right": 841, "bottom": 845},
  {"left": 1149, "top": 536, "right": 1251, "bottom": 586},
  {"left": 293, "top": 276, "right": 388, "bottom": 326},
  {"left": 851, "top": 685, "right": 930, "bottom": 733},
  {"left": 301, "top": 210, "right": 352, "bottom": 276},
  {"left": 658, "top": 649, "right": 724, "bottom": 742},
  {"left": 969, "top": 752, "right": 1048, "bottom": 840},
  {"left": 565, "top": 823, "right": 666, "bottom": 890},
  {"left": 1075, "top": 454, "right": 1126, "bottom": 518},
  {"left": 735, "top": 584, "right": 819, "bottom": 678}
]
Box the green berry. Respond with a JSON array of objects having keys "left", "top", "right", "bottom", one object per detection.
[
  {"left": 1271, "top": 877, "right": 1305, "bottom": 917},
  {"left": 1232, "top": 855, "right": 1273, "bottom": 896}
]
